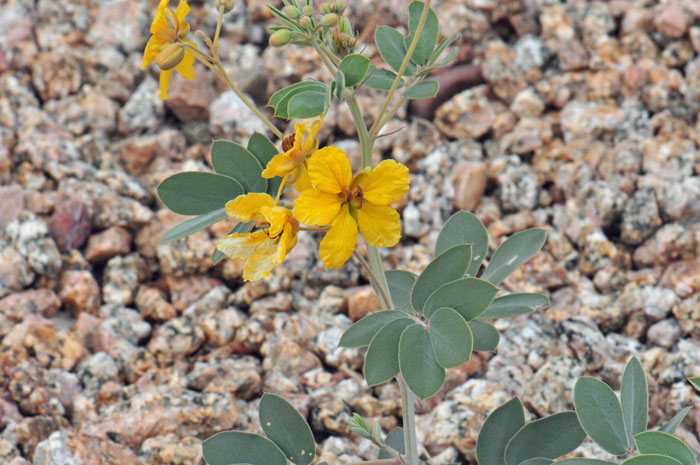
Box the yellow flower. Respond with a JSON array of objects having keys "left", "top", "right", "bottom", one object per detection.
[
  {"left": 142, "top": 0, "right": 196, "bottom": 100},
  {"left": 262, "top": 117, "right": 323, "bottom": 193},
  {"left": 217, "top": 193, "right": 299, "bottom": 281},
  {"left": 293, "top": 147, "right": 410, "bottom": 269}
]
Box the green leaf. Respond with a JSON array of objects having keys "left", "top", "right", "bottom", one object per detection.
[
  {"left": 476, "top": 398, "right": 526, "bottom": 465},
  {"left": 557, "top": 460, "right": 617, "bottom": 464},
  {"left": 504, "top": 412, "right": 586, "bottom": 465},
  {"left": 375, "top": 26, "right": 416, "bottom": 76},
  {"left": 411, "top": 244, "right": 472, "bottom": 313},
  {"left": 386, "top": 270, "right": 418, "bottom": 310},
  {"left": 267, "top": 5, "right": 305, "bottom": 33},
  {"left": 621, "top": 455, "right": 682, "bottom": 465},
  {"left": 247, "top": 132, "right": 282, "bottom": 197},
  {"left": 334, "top": 70, "right": 345, "bottom": 100},
  {"left": 247, "top": 132, "right": 278, "bottom": 169},
  {"left": 378, "top": 427, "right": 405, "bottom": 460},
  {"left": 574, "top": 377, "right": 629, "bottom": 456},
  {"left": 270, "top": 81, "right": 326, "bottom": 118},
  {"left": 621, "top": 357, "right": 648, "bottom": 447},
  {"left": 364, "top": 67, "right": 405, "bottom": 90},
  {"left": 211, "top": 141, "right": 267, "bottom": 194},
  {"left": 364, "top": 318, "right": 415, "bottom": 386},
  {"left": 203, "top": 431, "right": 287, "bottom": 465},
  {"left": 435, "top": 211, "right": 488, "bottom": 277},
  {"left": 417, "top": 48, "right": 457, "bottom": 78},
  {"left": 404, "top": 1, "right": 439, "bottom": 66},
  {"left": 428, "top": 32, "right": 460, "bottom": 64},
  {"left": 161, "top": 208, "right": 228, "bottom": 243},
  {"left": 404, "top": 80, "right": 439, "bottom": 99},
  {"left": 469, "top": 320, "right": 500, "bottom": 351},
  {"left": 659, "top": 407, "right": 691, "bottom": 434},
  {"left": 339, "top": 54, "right": 371, "bottom": 87},
  {"left": 212, "top": 248, "right": 225, "bottom": 264},
  {"left": 689, "top": 377, "right": 700, "bottom": 392},
  {"left": 482, "top": 228, "right": 547, "bottom": 286},
  {"left": 259, "top": 394, "right": 315, "bottom": 465},
  {"left": 520, "top": 459, "right": 553, "bottom": 465},
  {"left": 158, "top": 171, "right": 244, "bottom": 216},
  {"left": 429, "top": 307, "right": 473, "bottom": 368},
  {"left": 399, "top": 324, "right": 445, "bottom": 399},
  {"left": 480, "top": 293, "right": 550, "bottom": 319},
  {"left": 634, "top": 431, "right": 694, "bottom": 465},
  {"left": 339, "top": 310, "right": 409, "bottom": 348},
  {"left": 423, "top": 277, "right": 498, "bottom": 320},
  {"left": 287, "top": 90, "right": 327, "bottom": 119}
]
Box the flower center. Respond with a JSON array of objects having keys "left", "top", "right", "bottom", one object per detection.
[
  {"left": 288, "top": 149, "right": 306, "bottom": 164},
  {"left": 346, "top": 186, "right": 363, "bottom": 208}
]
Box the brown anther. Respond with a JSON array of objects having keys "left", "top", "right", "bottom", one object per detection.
[
  {"left": 353, "top": 186, "right": 364, "bottom": 208},
  {"left": 282, "top": 133, "right": 296, "bottom": 152}
]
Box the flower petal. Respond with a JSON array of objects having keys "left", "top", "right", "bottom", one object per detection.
[
  {"left": 362, "top": 159, "right": 410, "bottom": 206},
  {"left": 225, "top": 193, "right": 274, "bottom": 222},
  {"left": 262, "top": 152, "right": 295, "bottom": 179},
  {"left": 280, "top": 222, "right": 298, "bottom": 253},
  {"left": 261, "top": 205, "right": 292, "bottom": 237},
  {"left": 307, "top": 146, "right": 352, "bottom": 194},
  {"left": 142, "top": 36, "right": 163, "bottom": 68},
  {"left": 175, "top": 48, "right": 195, "bottom": 80},
  {"left": 244, "top": 247, "right": 280, "bottom": 281},
  {"left": 175, "top": 0, "right": 190, "bottom": 22},
  {"left": 319, "top": 204, "right": 357, "bottom": 269},
  {"left": 159, "top": 68, "right": 174, "bottom": 100},
  {"left": 217, "top": 230, "right": 270, "bottom": 261},
  {"left": 294, "top": 188, "right": 343, "bottom": 226},
  {"left": 293, "top": 163, "right": 313, "bottom": 192},
  {"left": 357, "top": 203, "right": 401, "bottom": 247},
  {"left": 150, "top": 0, "right": 171, "bottom": 33}
]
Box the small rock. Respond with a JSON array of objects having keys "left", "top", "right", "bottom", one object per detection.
[
  {"left": 633, "top": 223, "right": 697, "bottom": 267},
  {"left": 654, "top": 3, "right": 689, "bottom": 39},
  {"left": 59, "top": 270, "right": 101, "bottom": 315},
  {"left": 452, "top": 161, "right": 487, "bottom": 212},
  {"left": 0, "top": 246, "right": 34, "bottom": 297},
  {"left": 434, "top": 85, "right": 496, "bottom": 139},
  {"left": 647, "top": 318, "right": 682, "bottom": 348},
  {"left": 48, "top": 199, "right": 91, "bottom": 251},
  {"left": 31, "top": 51, "right": 82, "bottom": 101},
  {"left": 139, "top": 434, "right": 203, "bottom": 465},
  {"left": 672, "top": 293, "right": 700, "bottom": 337},
  {"left": 660, "top": 260, "right": 700, "bottom": 297},
  {"left": 76, "top": 352, "right": 119, "bottom": 392},
  {"left": 0, "top": 289, "right": 61, "bottom": 321},
  {"left": 347, "top": 286, "right": 381, "bottom": 321},
  {"left": 147, "top": 318, "right": 205, "bottom": 364},
  {"left": 187, "top": 354, "right": 261, "bottom": 400},
  {"left": 164, "top": 68, "right": 217, "bottom": 121},
  {"left": 620, "top": 188, "right": 663, "bottom": 245},
  {"left": 0, "top": 185, "right": 24, "bottom": 228},
  {"left": 209, "top": 90, "right": 269, "bottom": 140},
  {"left": 198, "top": 308, "right": 245, "bottom": 346},
  {"left": 157, "top": 275, "right": 223, "bottom": 311},
  {"left": 33, "top": 430, "right": 141, "bottom": 465},
  {"left": 6, "top": 212, "right": 62, "bottom": 276},
  {"left": 135, "top": 286, "right": 177, "bottom": 321},
  {"left": 84, "top": 226, "right": 131, "bottom": 263},
  {"left": 117, "top": 77, "right": 164, "bottom": 134},
  {"left": 1, "top": 416, "right": 71, "bottom": 461},
  {"left": 102, "top": 253, "right": 149, "bottom": 306}
]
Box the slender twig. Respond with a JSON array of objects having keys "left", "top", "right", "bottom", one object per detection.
[
  {"left": 398, "top": 376, "right": 418, "bottom": 465},
  {"left": 311, "top": 36, "right": 337, "bottom": 77},
  {"left": 346, "top": 95, "right": 373, "bottom": 169},
  {"left": 319, "top": 42, "right": 342, "bottom": 67},
  {"left": 370, "top": 96, "right": 406, "bottom": 140},
  {"left": 213, "top": 6, "right": 224, "bottom": 51},
  {"left": 352, "top": 251, "right": 392, "bottom": 308},
  {"left": 369, "top": 0, "right": 432, "bottom": 139}
]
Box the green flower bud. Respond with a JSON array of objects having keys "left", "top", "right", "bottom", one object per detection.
[
  {"left": 303, "top": 5, "right": 313, "bottom": 15},
  {"left": 320, "top": 3, "right": 331, "bottom": 14},
  {"left": 155, "top": 43, "right": 185, "bottom": 70},
  {"left": 299, "top": 16, "right": 311, "bottom": 27},
  {"left": 215, "top": 0, "right": 235, "bottom": 13},
  {"left": 269, "top": 29, "right": 293, "bottom": 46},
  {"left": 283, "top": 5, "right": 300, "bottom": 18},
  {"left": 320, "top": 13, "right": 338, "bottom": 27},
  {"left": 335, "top": 0, "right": 345, "bottom": 13}
]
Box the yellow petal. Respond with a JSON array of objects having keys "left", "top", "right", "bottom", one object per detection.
[
  {"left": 175, "top": 0, "right": 190, "bottom": 22},
  {"left": 319, "top": 204, "right": 357, "bottom": 269},
  {"left": 225, "top": 193, "right": 274, "bottom": 222},
  {"left": 280, "top": 222, "right": 298, "bottom": 253},
  {"left": 293, "top": 163, "right": 312, "bottom": 192},
  {"left": 175, "top": 48, "right": 195, "bottom": 80},
  {"left": 307, "top": 146, "right": 352, "bottom": 194},
  {"left": 357, "top": 203, "right": 401, "bottom": 247},
  {"left": 217, "top": 230, "right": 270, "bottom": 261},
  {"left": 150, "top": 0, "right": 171, "bottom": 33},
  {"left": 261, "top": 205, "right": 292, "bottom": 237},
  {"left": 262, "top": 152, "right": 296, "bottom": 179},
  {"left": 142, "top": 36, "right": 164, "bottom": 68},
  {"left": 362, "top": 159, "right": 410, "bottom": 206},
  {"left": 243, "top": 248, "right": 280, "bottom": 281},
  {"left": 294, "top": 188, "right": 343, "bottom": 226},
  {"left": 158, "top": 68, "right": 174, "bottom": 100}
]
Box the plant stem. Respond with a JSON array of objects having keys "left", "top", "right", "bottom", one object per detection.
[
  {"left": 369, "top": 0, "right": 432, "bottom": 139},
  {"left": 370, "top": 96, "right": 406, "bottom": 140},
  {"left": 346, "top": 95, "right": 373, "bottom": 169},
  {"left": 352, "top": 251, "right": 391, "bottom": 308},
  {"left": 213, "top": 6, "right": 224, "bottom": 51},
  {"left": 399, "top": 376, "right": 418, "bottom": 465},
  {"left": 311, "top": 36, "right": 337, "bottom": 77}
]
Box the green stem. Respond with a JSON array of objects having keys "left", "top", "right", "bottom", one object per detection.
[
  {"left": 369, "top": 0, "right": 432, "bottom": 139},
  {"left": 398, "top": 376, "right": 418, "bottom": 465},
  {"left": 346, "top": 95, "right": 373, "bottom": 169},
  {"left": 213, "top": 6, "right": 224, "bottom": 51},
  {"left": 319, "top": 42, "right": 342, "bottom": 67},
  {"left": 370, "top": 96, "right": 406, "bottom": 140},
  {"left": 311, "top": 35, "right": 337, "bottom": 77}
]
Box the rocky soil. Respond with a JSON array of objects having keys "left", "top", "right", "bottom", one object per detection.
[{"left": 1, "top": 0, "right": 700, "bottom": 464}]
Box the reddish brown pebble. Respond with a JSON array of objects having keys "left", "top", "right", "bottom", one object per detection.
[
  {"left": 84, "top": 226, "right": 131, "bottom": 263},
  {"left": 48, "top": 199, "right": 91, "bottom": 251},
  {"left": 347, "top": 286, "right": 382, "bottom": 321}
]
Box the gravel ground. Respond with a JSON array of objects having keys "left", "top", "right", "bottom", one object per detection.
[{"left": 1, "top": 0, "right": 700, "bottom": 464}]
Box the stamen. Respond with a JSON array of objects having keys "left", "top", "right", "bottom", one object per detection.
[{"left": 282, "top": 133, "right": 296, "bottom": 152}]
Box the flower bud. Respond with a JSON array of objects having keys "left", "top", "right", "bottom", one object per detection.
[
  {"left": 215, "top": 0, "right": 235, "bottom": 13},
  {"left": 320, "top": 3, "right": 331, "bottom": 14},
  {"left": 335, "top": 0, "right": 345, "bottom": 13},
  {"left": 178, "top": 21, "right": 190, "bottom": 38},
  {"left": 283, "top": 5, "right": 300, "bottom": 18},
  {"left": 299, "top": 16, "right": 311, "bottom": 27},
  {"left": 155, "top": 43, "right": 185, "bottom": 70},
  {"left": 303, "top": 5, "right": 313, "bottom": 15},
  {"left": 269, "top": 29, "right": 292, "bottom": 47},
  {"left": 320, "top": 13, "right": 338, "bottom": 27}
]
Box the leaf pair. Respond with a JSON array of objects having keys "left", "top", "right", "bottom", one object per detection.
[
  {"left": 203, "top": 394, "right": 315, "bottom": 465},
  {"left": 268, "top": 80, "right": 328, "bottom": 119}
]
